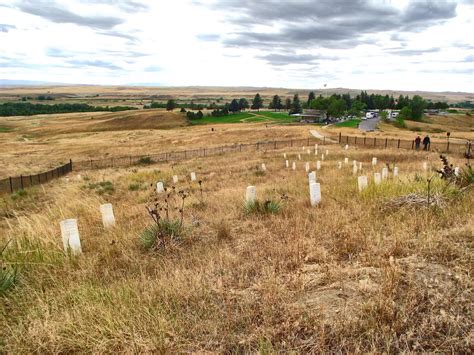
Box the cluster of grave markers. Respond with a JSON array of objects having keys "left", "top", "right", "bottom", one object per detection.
[
  {"left": 61, "top": 143, "right": 462, "bottom": 256},
  {"left": 60, "top": 171, "right": 199, "bottom": 255}
]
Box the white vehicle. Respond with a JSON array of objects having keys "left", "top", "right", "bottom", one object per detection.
[
  {"left": 390, "top": 111, "right": 399, "bottom": 118},
  {"left": 365, "top": 112, "right": 375, "bottom": 119}
]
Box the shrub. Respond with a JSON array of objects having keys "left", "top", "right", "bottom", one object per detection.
[
  {"left": 136, "top": 156, "right": 153, "bottom": 165},
  {"left": 0, "top": 241, "right": 17, "bottom": 296},
  {"left": 140, "top": 219, "right": 185, "bottom": 250},
  {"left": 128, "top": 183, "right": 141, "bottom": 191},
  {"left": 243, "top": 199, "right": 282, "bottom": 215},
  {"left": 85, "top": 181, "right": 115, "bottom": 195},
  {"left": 11, "top": 189, "right": 28, "bottom": 200}
]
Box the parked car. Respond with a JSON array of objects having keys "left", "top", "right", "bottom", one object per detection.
[{"left": 365, "top": 112, "right": 375, "bottom": 119}]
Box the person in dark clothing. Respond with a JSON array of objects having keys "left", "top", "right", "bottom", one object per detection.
[
  {"left": 415, "top": 135, "right": 421, "bottom": 150},
  {"left": 422, "top": 135, "right": 430, "bottom": 151}
]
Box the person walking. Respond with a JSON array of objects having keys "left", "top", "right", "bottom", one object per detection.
[
  {"left": 422, "top": 135, "right": 430, "bottom": 151},
  {"left": 415, "top": 135, "right": 421, "bottom": 150}
]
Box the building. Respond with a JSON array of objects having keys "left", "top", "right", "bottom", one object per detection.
[{"left": 291, "top": 109, "right": 327, "bottom": 123}]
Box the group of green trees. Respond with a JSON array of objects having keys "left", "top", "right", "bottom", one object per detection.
[{"left": 0, "top": 102, "right": 137, "bottom": 117}]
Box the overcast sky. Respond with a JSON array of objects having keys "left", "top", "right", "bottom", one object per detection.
[{"left": 0, "top": 0, "right": 473, "bottom": 91}]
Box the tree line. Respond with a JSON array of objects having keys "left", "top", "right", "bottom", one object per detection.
[
  {"left": 0, "top": 102, "right": 137, "bottom": 116},
  {"left": 161, "top": 91, "right": 452, "bottom": 121}
]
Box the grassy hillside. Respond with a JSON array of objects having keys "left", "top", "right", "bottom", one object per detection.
[{"left": 1, "top": 142, "right": 472, "bottom": 352}]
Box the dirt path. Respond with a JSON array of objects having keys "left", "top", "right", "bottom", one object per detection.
[{"left": 310, "top": 129, "right": 338, "bottom": 143}]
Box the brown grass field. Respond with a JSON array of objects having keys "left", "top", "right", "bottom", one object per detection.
[{"left": 0, "top": 97, "right": 473, "bottom": 352}]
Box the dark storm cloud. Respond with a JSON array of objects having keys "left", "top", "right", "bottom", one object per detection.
[
  {"left": 256, "top": 53, "right": 338, "bottom": 66},
  {"left": 17, "top": 0, "right": 124, "bottom": 29},
  {"left": 66, "top": 59, "right": 122, "bottom": 70},
  {"left": 0, "top": 24, "right": 16, "bottom": 33},
  {"left": 209, "top": 0, "right": 458, "bottom": 50}
]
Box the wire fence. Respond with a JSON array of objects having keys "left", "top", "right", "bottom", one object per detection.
[
  {"left": 337, "top": 133, "right": 471, "bottom": 157},
  {"left": 1, "top": 134, "right": 471, "bottom": 196},
  {"left": 0, "top": 160, "right": 72, "bottom": 195},
  {"left": 72, "top": 137, "right": 326, "bottom": 170}
]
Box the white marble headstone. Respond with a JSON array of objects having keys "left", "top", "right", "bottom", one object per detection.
[
  {"left": 100, "top": 203, "right": 116, "bottom": 229},
  {"left": 60, "top": 219, "right": 82, "bottom": 255}
]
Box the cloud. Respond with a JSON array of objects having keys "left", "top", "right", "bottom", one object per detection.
[
  {"left": 66, "top": 59, "right": 123, "bottom": 70},
  {"left": 196, "top": 33, "right": 220, "bottom": 41},
  {"left": 0, "top": 24, "right": 15, "bottom": 33},
  {"left": 97, "top": 30, "right": 138, "bottom": 42},
  {"left": 82, "top": 0, "right": 149, "bottom": 12},
  {"left": 387, "top": 47, "right": 441, "bottom": 56},
  {"left": 17, "top": 0, "right": 124, "bottom": 29},
  {"left": 208, "top": 0, "right": 458, "bottom": 50},
  {"left": 256, "top": 53, "right": 338, "bottom": 66},
  {"left": 144, "top": 65, "right": 161, "bottom": 72}
]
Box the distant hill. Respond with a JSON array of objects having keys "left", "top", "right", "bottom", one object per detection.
[{"left": 0, "top": 83, "right": 472, "bottom": 103}]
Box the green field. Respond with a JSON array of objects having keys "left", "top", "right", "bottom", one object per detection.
[
  {"left": 191, "top": 110, "right": 298, "bottom": 124},
  {"left": 335, "top": 119, "right": 361, "bottom": 128},
  {"left": 0, "top": 126, "right": 13, "bottom": 132}
]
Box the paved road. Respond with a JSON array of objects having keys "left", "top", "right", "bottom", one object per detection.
[
  {"left": 309, "top": 130, "right": 337, "bottom": 143},
  {"left": 359, "top": 117, "right": 380, "bottom": 132}
]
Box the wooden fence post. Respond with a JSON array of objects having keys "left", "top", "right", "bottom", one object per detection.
[
  {"left": 355, "top": 136, "right": 357, "bottom": 144},
  {"left": 338, "top": 132, "right": 341, "bottom": 143},
  {"left": 69, "top": 159, "right": 73, "bottom": 172},
  {"left": 397, "top": 139, "right": 400, "bottom": 149},
  {"left": 411, "top": 140, "right": 414, "bottom": 150},
  {"left": 385, "top": 138, "right": 388, "bottom": 149},
  {"left": 20, "top": 175, "right": 24, "bottom": 190},
  {"left": 9, "top": 177, "right": 13, "bottom": 193},
  {"left": 29, "top": 175, "right": 33, "bottom": 185}
]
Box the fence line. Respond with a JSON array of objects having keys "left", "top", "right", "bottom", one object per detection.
[
  {"left": 337, "top": 133, "right": 471, "bottom": 157},
  {"left": 1, "top": 134, "right": 470, "bottom": 195},
  {"left": 0, "top": 160, "right": 72, "bottom": 195},
  {"left": 72, "top": 137, "right": 326, "bottom": 171}
]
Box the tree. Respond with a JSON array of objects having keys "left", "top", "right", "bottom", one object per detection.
[
  {"left": 307, "top": 91, "right": 315, "bottom": 106},
  {"left": 380, "top": 110, "right": 389, "bottom": 122},
  {"left": 348, "top": 100, "right": 366, "bottom": 117},
  {"left": 327, "top": 97, "right": 347, "bottom": 118},
  {"left": 180, "top": 107, "right": 186, "bottom": 113},
  {"left": 398, "top": 106, "right": 412, "bottom": 120},
  {"left": 238, "top": 98, "right": 249, "bottom": 110},
  {"left": 290, "top": 94, "right": 302, "bottom": 114},
  {"left": 270, "top": 95, "right": 282, "bottom": 111},
  {"left": 229, "top": 99, "right": 240, "bottom": 113},
  {"left": 196, "top": 110, "right": 204, "bottom": 119},
  {"left": 310, "top": 96, "right": 329, "bottom": 110},
  {"left": 251, "top": 93, "right": 263, "bottom": 111},
  {"left": 284, "top": 98, "right": 292, "bottom": 111},
  {"left": 166, "top": 99, "right": 176, "bottom": 111},
  {"left": 409, "top": 95, "right": 426, "bottom": 121}
]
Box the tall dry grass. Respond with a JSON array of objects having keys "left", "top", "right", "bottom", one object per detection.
[{"left": 0, "top": 143, "right": 472, "bottom": 352}]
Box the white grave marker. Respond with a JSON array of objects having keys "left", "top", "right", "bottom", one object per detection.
[
  {"left": 315, "top": 144, "right": 318, "bottom": 150},
  {"left": 156, "top": 181, "right": 164, "bottom": 193},
  {"left": 454, "top": 166, "right": 460, "bottom": 176},
  {"left": 372, "top": 157, "right": 377, "bottom": 166},
  {"left": 321, "top": 154, "right": 325, "bottom": 161},
  {"left": 283, "top": 153, "right": 287, "bottom": 159},
  {"left": 60, "top": 219, "right": 82, "bottom": 255},
  {"left": 393, "top": 166, "right": 399, "bottom": 177},
  {"left": 191, "top": 172, "right": 197, "bottom": 181},
  {"left": 358, "top": 176, "right": 368, "bottom": 192},
  {"left": 359, "top": 162, "right": 362, "bottom": 171},
  {"left": 308, "top": 171, "right": 316, "bottom": 184},
  {"left": 337, "top": 161, "right": 342, "bottom": 169},
  {"left": 422, "top": 162, "right": 428, "bottom": 171},
  {"left": 316, "top": 160, "right": 321, "bottom": 170},
  {"left": 261, "top": 163, "right": 267, "bottom": 171},
  {"left": 298, "top": 154, "right": 302, "bottom": 160},
  {"left": 173, "top": 175, "right": 179, "bottom": 184},
  {"left": 382, "top": 167, "right": 389, "bottom": 180},
  {"left": 305, "top": 162, "right": 310, "bottom": 172},
  {"left": 315, "top": 149, "right": 318, "bottom": 155},
  {"left": 344, "top": 157, "right": 349, "bottom": 164},
  {"left": 307, "top": 149, "right": 311, "bottom": 155},
  {"left": 100, "top": 203, "right": 115, "bottom": 229},
  {"left": 325, "top": 149, "right": 329, "bottom": 155},
  {"left": 344, "top": 144, "right": 349, "bottom": 150},
  {"left": 292, "top": 162, "right": 296, "bottom": 170},
  {"left": 309, "top": 182, "right": 321, "bottom": 206},
  {"left": 374, "top": 172, "right": 382, "bottom": 185},
  {"left": 285, "top": 160, "right": 289, "bottom": 168},
  {"left": 353, "top": 164, "right": 358, "bottom": 175},
  {"left": 245, "top": 186, "right": 256, "bottom": 203}
]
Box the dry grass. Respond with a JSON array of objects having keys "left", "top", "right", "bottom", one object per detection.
[{"left": 1, "top": 141, "right": 472, "bottom": 353}]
